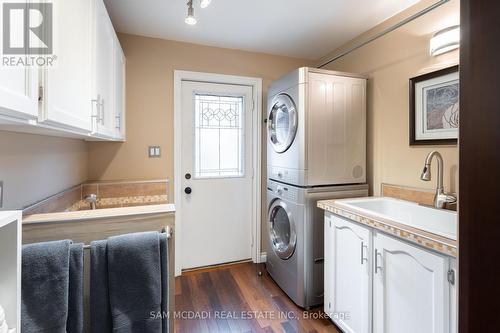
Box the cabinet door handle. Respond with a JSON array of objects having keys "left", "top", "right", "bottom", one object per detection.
[
  {"left": 375, "top": 249, "right": 383, "bottom": 274},
  {"left": 115, "top": 114, "right": 121, "bottom": 130},
  {"left": 99, "top": 98, "right": 105, "bottom": 124},
  {"left": 360, "top": 241, "right": 368, "bottom": 265},
  {"left": 91, "top": 96, "right": 101, "bottom": 132}
]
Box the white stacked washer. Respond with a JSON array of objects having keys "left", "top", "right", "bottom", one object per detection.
[{"left": 266, "top": 67, "right": 369, "bottom": 309}]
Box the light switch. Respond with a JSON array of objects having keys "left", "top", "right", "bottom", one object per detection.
[{"left": 148, "top": 146, "right": 161, "bottom": 158}]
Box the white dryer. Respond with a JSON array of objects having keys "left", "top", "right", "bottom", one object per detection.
[{"left": 267, "top": 67, "right": 367, "bottom": 187}]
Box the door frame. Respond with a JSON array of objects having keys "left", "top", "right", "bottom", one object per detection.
[
  {"left": 173, "top": 70, "right": 263, "bottom": 276},
  {"left": 459, "top": 0, "right": 500, "bottom": 332}
]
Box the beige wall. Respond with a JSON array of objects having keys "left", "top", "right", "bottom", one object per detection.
[
  {"left": 319, "top": 0, "right": 459, "bottom": 195},
  {"left": 88, "top": 34, "right": 312, "bottom": 181},
  {"left": 0, "top": 131, "right": 88, "bottom": 209},
  {"left": 86, "top": 35, "right": 311, "bottom": 252}
]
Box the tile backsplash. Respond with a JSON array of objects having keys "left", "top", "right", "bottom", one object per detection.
[{"left": 381, "top": 183, "right": 456, "bottom": 210}]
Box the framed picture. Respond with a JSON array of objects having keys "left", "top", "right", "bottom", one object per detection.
[{"left": 409, "top": 65, "right": 459, "bottom": 145}]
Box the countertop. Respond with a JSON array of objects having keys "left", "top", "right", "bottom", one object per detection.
[
  {"left": 318, "top": 199, "right": 457, "bottom": 257},
  {"left": 23, "top": 204, "right": 175, "bottom": 225}
]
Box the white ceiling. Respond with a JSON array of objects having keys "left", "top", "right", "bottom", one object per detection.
[{"left": 103, "top": 0, "right": 421, "bottom": 60}]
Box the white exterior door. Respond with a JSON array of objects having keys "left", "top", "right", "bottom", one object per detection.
[
  {"left": 373, "top": 232, "right": 450, "bottom": 333},
  {"left": 180, "top": 80, "right": 254, "bottom": 270},
  {"left": 330, "top": 215, "right": 371, "bottom": 333}
]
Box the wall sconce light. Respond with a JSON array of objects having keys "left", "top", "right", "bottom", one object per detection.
[{"left": 430, "top": 25, "right": 460, "bottom": 56}]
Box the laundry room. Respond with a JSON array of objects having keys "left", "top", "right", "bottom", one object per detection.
[{"left": 0, "top": 0, "right": 498, "bottom": 333}]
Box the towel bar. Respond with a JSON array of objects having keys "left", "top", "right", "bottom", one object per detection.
[{"left": 82, "top": 225, "right": 173, "bottom": 250}]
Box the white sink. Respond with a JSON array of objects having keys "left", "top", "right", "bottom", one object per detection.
[{"left": 335, "top": 197, "right": 457, "bottom": 240}]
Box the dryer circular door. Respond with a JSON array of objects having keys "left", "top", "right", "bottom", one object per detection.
[
  {"left": 268, "top": 94, "right": 298, "bottom": 153},
  {"left": 268, "top": 199, "right": 297, "bottom": 260}
]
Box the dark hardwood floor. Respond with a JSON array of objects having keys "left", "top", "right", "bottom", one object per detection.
[{"left": 175, "top": 262, "right": 340, "bottom": 333}]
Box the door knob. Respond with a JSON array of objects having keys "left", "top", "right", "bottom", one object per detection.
[{"left": 184, "top": 187, "right": 192, "bottom": 194}]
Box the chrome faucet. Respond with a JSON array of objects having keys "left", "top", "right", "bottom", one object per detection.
[
  {"left": 84, "top": 194, "right": 98, "bottom": 210},
  {"left": 420, "top": 151, "right": 457, "bottom": 209}
]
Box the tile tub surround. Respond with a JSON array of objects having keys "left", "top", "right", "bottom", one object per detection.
[
  {"left": 68, "top": 195, "right": 169, "bottom": 211},
  {"left": 23, "top": 179, "right": 170, "bottom": 215},
  {"left": 22, "top": 185, "right": 82, "bottom": 215},
  {"left": 317, "top": 198, "right": 457, "bottom": 257}
]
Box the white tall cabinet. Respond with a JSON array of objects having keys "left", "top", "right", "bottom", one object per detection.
[
  {"left": 39, "top": 0, "right": 92, "bottom": 133},
  {"left": 324, "top": 212, "right": 457, "bottom": 333}
]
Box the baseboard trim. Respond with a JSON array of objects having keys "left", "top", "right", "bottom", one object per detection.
[{"left": 259, "top": 252, "right": 267, "bottom": 263}]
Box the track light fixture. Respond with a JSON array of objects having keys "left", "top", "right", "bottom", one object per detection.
[
  {"left": 185, "top": 0, "right": 197, "bottom": 25},
  {"left": 200, "top": 0, "right": 211, "bottom": 8},
  {"left": 185, "top": 0, "right": 212, "bottom": 25}
]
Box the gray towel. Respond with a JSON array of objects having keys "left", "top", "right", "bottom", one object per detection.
[
  {"left": 159, "top": 233, "right": 169, "bottom": 333},
  {"left": 21, "top": 240, "right": 72, "bottom": 333},
  {"left": 107, "top": 232, "right": 162, "bottom": 333},
  {"left": 90, "top": 240, "right": 112, "bottom": 333},
  {"left": 68, "top": 243, "right": 84, "bottom": 333}
]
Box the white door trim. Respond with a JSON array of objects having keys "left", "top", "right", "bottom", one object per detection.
[{"left": 173, "top": 70, "right": 263, "bottom": 276}]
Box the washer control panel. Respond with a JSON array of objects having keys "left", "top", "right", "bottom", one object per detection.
[{"left": 267, "top": 180, "right": 299, "bottom": 202}]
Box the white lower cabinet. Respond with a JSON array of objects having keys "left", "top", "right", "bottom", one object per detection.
[
  {"left": 325, "top": 213, "right": 371, "bottom": 333},
  {"left": 373, "top": 232, "right": 451, "bottom": 333},
  {"left": 324, "top": 212, "right": 456, "bottom": 333}
]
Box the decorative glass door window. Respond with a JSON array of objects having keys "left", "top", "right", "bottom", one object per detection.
[{"left": 194, "top": 94, "right": 245, "bottom": 178}]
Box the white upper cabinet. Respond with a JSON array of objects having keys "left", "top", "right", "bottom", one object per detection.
[
  {"left": 0, "top": 0, "right": 124, "bottom": 141},
  {"left": 91, "top": 0, "right": 117, "bottom": 139},
  {"left": 373, "top": 232, "right": 450, "bottom": 333},
  {"left": 39, "top": 0, "right": 92, "bottom": 133},
  {"left": 326, "top": 213, "right": 372, "bottom": 333},
  {"left": 113, "top": 33, "right": 126, "bottom": 141},
  {"left": 0, "top": 66, "right": 38, "bottom": 123}
]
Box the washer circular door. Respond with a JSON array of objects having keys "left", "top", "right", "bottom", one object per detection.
[
  {"left": 268, "top": 94, "right": 298, "bottom": 153},
  {"left": 268, "top": 199, "right": 297, "bottom": 260}
]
